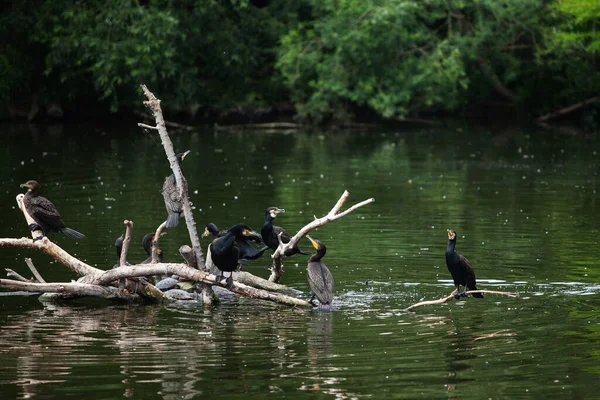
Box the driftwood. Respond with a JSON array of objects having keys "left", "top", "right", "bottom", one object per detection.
[
  {"left": 269, "top": 190, "right": 375, "bottom": 282},
  {"left": 404, "top": 289, "right": 517, "bottom": 311}
]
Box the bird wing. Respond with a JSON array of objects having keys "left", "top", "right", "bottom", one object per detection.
[
  {"left": 272, "top": 225, "right": 292, "bottom": 244},
  {"left": 161, "top": 175, "right": 182, "bottom": 212},
  {"left": 459, "top": 254, "right": 479, "bottom": 290},
  {"left": 29, "top": 196, "right": 65, "bottom": 229},
  {"left": 307, "top": 261, "right": 334, "bottom": 304}
]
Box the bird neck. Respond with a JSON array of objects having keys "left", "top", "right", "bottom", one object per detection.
[
  {"left": 446, "top": 240, "right": 456, "bottom": 255},
  {"left": 309, "top": 247, "right": 326, "bottom": 262}
]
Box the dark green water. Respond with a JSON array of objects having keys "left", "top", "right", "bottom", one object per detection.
[{"left": 1, "top": 122, "right": 600, "bottom": 399}]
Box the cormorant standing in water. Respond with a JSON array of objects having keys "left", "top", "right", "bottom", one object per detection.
[
  {"left": 203, "top": 222, "right": 268, "bottom": 262},
  {"left": 209, "top": 223, "right": 262, "bottom": 288},
  {"left": 162, "top": 150, "right": 190, "bottom": 228},
  {"left": 20, "top": 180, "right": 85, "bottom": 240},
  {"left": 261, "top": 207, "right": 310, "bottom": 256},
  {"left": 306, "top": 235, "right": 334, "bottom": 310},
  {"left": 445, "top": 229, "right": 484, "bottom": 299},
  {"left": 141, "top": 232, "right": 163, "bottom": 264}
]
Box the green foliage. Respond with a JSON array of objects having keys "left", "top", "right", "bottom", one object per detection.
[
  {"left": 277, "top": 0, "right": 554, "bottom": 123},
  {"left": 0, "top": 0, "right": 598, "bottom": 124}
]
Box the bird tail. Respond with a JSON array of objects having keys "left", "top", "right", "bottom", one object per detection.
[
  {"left": 61, "top": 227, "right": 85, "bottom": 240},
  {"left": 165, "top": 213, "right": 180, "bottom": 228}
]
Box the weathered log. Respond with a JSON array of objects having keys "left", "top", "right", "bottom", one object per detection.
[
  {"left": 92, "top": 262, "right": 311, "bottom": 307},
  {"left": 269, "top": 190, "right": 374, "bottom": 282},
  {"left": 24, "top": 258, "right": 46, "bottom": 283}
]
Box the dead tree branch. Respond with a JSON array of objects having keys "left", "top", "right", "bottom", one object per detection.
[
  {"left": 25, "top": 258, "right": 46, "bottom": 283},
  {"left": 152, "top": 222, "right": 167, "bottom": 264},
  {"left": 269, "top": 190, "right": 375, "bottom": 282},
  {"left": 16, "top": 194, "right": 43, "bottom": 240},
  {"left": 138, "top": 84, "right": 210, "bottom": 303},
  {"left": 5, "top": 268, "right": 32, "bottom": 282},
  {"left": 404, "top": 289, "right": 517, "bottom": 311},
  {"left": 120, "top": 220, "right": 133, "bottom": 267},
  {"left": 0, "top": 278, "right": 118, "bottom": 298}
]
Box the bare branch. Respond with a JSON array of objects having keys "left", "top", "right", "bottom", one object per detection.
[
  {"left": 139, "top": 84, "right": 209, "bottom": 302},
  {"left": 0, "top": 238, "right": 103, "bottom": 278},
  {"left": 120, "top": 220, "right": 133, "bottom": 267},
  {"left": 137, "top": 123, "right": 159, "bottom": 130},
  {"left": 93, "top": 262, "right": 312, "bottom": 308},
  {"left": 16, "top": 194, "right": 43, "bottom": 240},
  {"left": 404, "top": 289, "right": 517, "bottom": 311},
  {"left": 24, "top": 258, "right": 46, "bottom": 283},
  {"left": 0, "top": 278, "right": 117, "bottom": 298},
  {"left": 152, "top": 222, "right": 166, "bottom": 264},
  {"left": 269, "top": 190, "right": 375, "bottom": 282},
  {"left": 5, "top": 268, "right": 32, "bottom": 282}
]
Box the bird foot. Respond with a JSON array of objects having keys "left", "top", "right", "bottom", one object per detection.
[
  {"left": 28, "top": 223, "right": 42, "bottom": 232},
  {"left": 32, "top": 236, "right": 45, "bottom": 242},
  {"left": 225, "top": 276, "right": 234, "bottom": 289},
  {"left": 460, "top": 291, "right": 468, "bottom": 297}
]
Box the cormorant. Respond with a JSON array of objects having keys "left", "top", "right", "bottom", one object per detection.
[
  {"left": 203, "top": 222, "right": 268, "bottom": 262},
  {"left": 141, "top": 232, "right": 163, "bottom": 264},
  {"left": 209, "top": 223, "right": 262, "bottom": 288},
  {"left": 261, "top": 207, "right": 310, "bottom": 256},
  {"left": 445, "top": 229, "right": 484, "bottom": 299},
  {"left": 20, "top": 180, "right": 85, "bottom": 240},
  {"left": 162, "top": 150, "right": 190, "bottom": 228},
  {"left": 306, "top": 235, "right": 334, "bottom": 310}
]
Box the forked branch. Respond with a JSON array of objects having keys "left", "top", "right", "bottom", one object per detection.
[{"left": 269, "top": 190, "right": 374, "bottom": 282}]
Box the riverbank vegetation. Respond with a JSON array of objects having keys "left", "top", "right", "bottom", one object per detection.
[{"left": 2, "top": 0, "right": 599, "bottom": 127}]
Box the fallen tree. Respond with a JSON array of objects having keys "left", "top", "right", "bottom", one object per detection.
[{"left": 0, "top": 85, "right": 374, "bottom": 308}]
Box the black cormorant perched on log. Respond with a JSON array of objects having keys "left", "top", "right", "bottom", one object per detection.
[
  {"left": 261, "top": 207, "right": 310, "bottom": 256},
  {"left": 445, "top": 229, "right": 484, "bottom": 299},
  {"left": 306, "top": 235, "right": 334, "bottom": 310},
  {"left": 141, "top": 232, "right": 163, "bottom": 264},
  {"left": 209, "top": 223, "right": 262, "bottom": 288},
  {"left": 203, "top": 222, "right": 268, "bottom": 262},
  {"left": 162, "top": 150, "right": 190, "bottom": 228},
  {"left": 20, "top": 180, "right": 85, "bottom": 240}
]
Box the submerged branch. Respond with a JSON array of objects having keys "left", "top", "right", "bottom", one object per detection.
[{"left": 404, "top": 289, "right": 517, "bottom": 311}]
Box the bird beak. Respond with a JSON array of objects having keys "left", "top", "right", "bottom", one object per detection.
[
  {"left": 201, "top": 227, "right": 209, "bottom": 238},
  {"left": 19, "top": 183, "right": 30, "bottom": 189},
  {"left": 181, "top": 150, "right": 191, "bottom": 160},
  {"left": 306, "top": 235, "right": 319, "bottom": 249},
  {"left": 270, "top": 208, "right": 285, "bottom": 218},
  {"left": 244, "top": 229, "right": 262, "bottom": 241}
]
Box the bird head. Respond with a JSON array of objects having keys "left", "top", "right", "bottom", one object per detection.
[
  {"left": 176, "top": 150, "right": 191, "bottom": 163},
  {"left": 265, "top": 207, "right": 285, "bottom": 220},
  {"left": 20, "top": 180, "right": 39, "bottom": 192},
  {"left": 447, "top": 229, "right": 457, "bottom": 241}
]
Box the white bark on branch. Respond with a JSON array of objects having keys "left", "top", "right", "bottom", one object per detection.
[
  {"left": 25, "top": 258, "right": 46, "bottom": 283},
  {"left": 269, "top": 190, "right": 375, "bottom": 282},
  {"left": 0, "top": 278, "right": 117, "bottom": 297},
  {"left": 119, "top": 220, "right": 133, "bottom": 267},
  {"left": 0, "top": 238, "right": 103, "bottom": 278},
  {"left": 138, "top": 84, "right": 209, "bottom": 303},
  {"left": 404, "top": 289, "right": 517, "bottom": 311}
]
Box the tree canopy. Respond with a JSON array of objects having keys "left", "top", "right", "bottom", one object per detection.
[{"left": 1, "top": 0, "right": 599, "bottom": 125}]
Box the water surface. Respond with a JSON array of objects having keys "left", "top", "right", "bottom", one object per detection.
[{"left": 0, "top": 122, "right": 599, "bottom": 399}]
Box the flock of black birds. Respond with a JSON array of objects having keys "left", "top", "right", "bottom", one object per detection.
[{"left": 18, "top": 151, "right": 484, "bottom": 308}]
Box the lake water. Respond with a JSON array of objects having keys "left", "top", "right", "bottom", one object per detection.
[{"left": 0, "top": 121, "right": 599, "bottom": 399}]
